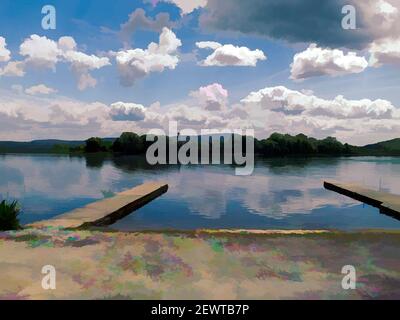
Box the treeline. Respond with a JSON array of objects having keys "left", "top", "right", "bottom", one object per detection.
[
  {"left": 77, "top": 132, "right": 355, "bottom": 157},
  {"left": 9, "top": 132, "right": 397, "bottom": 157},
  {"left": 75, "top": 133, "right": 150, "bottom": 154},
  {"left": 254, "top": 133, "right": 353, "bottom": 156}
]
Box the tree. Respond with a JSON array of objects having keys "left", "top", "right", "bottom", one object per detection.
[
  {"left": 112, "top": 132, "right": 147, "bottom": 154},
  {"left": 85, "top": 137, "right": 105, "bottom": 153}
]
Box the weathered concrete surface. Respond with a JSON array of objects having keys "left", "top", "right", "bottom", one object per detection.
[
  {"left": 324, "top": 181, "right": 400, "bottom": 218},
  {"left": 27, "top": 182, "right": 168, "bottom": 229},
  {"left": 1, "top": 228, "right": 400, "bottom": 299}
]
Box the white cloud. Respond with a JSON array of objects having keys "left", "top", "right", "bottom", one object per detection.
[
  {"left": 25, "top": 84, "right": 57, "bottom": 95},
  {"left": 369, "top": 37, "right": 400, "bottom": 67},
  {"left": 285, "top": 1, "right": 399, "bottom": 71},
  {"left": 60, "top": 37, "right": 111, "bottom": 90},
  {"left": 359, "top": 0, "right": 400, "bottom": 43},
  {"left": 190, "top": 83, "right": 228, "bottom": 111},
  {"left": 0, "top": 87, "right": 157, "bottom": 141},
  {"left": 116, "top": 27, "right": 181, "bottom": 86},
  {"left": 0, "top": 81, "right": 399, "bottom": 146},
  {"left": 195, "top": 41, "right": 221, "bottom": 50},
  {"left": 19, "top": 34, "right": 60, "bottom": 69},
  {"left": 358, "top": 0, "right": 400, "bottom": 68},
  {"left": 196, "top": 41, "right": 266, "bottom": 66},
  {"left": 290, "top": 44, "right": 368, "bottom": 80},
  {"left": 242, "top": 86, "right": 395, "bottom": 119},
  {"left": 109, "top": 102, "right": 146, "bottom": 121},
  {"left": 0, "top": 61, "right": 25, "bottom": 77},
  {"left": 18, "top": 34, "right": 110, "bottom": 90},
  {"left": 0, "top": 36, "right": 11, "bottom": 62},
  {"left": 57, "top": 36, "right": 77, "bottom": 52}
]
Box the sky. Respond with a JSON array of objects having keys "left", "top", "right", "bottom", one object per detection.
[{"left": 0, "top": 0, "right": 400, "bottom": 145}]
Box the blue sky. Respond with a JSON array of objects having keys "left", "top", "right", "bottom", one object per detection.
[{"left": 0, "top": 0, "right": 400, "bottom": 144}]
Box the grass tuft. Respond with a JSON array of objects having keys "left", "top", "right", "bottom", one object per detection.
[{"left": 0, "top": 200, "right": 21, "bottom": 231}]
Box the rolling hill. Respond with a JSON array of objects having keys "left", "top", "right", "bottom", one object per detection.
[
  {"left": 0, "top": 138, "right": 116, "bottom": 154},
  {"left": 360, "top": 138, "right": 400, "bottom": 155}
]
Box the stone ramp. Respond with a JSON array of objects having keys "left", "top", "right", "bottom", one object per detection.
[
  {"left": 324, "top": 181, "right": 400, "bottom": 218},
  {"left": 27, "top": 182, "right": 168, "bottom": 229}
]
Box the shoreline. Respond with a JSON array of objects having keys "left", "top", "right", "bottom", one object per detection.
[{"left": 1, "top": 227, "right": 399, "bottom": 299}]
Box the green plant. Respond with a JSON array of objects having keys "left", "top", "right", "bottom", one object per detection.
[{"left": 0, "top": 200, "right": 21, "bottom": 231}]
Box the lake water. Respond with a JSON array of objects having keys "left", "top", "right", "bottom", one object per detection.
[{"left": 1, "top": 154, "right": 400, "bottom": 231}]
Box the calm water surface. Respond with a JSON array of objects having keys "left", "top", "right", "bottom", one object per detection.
[{"left": 1, "top": 154, "right": 400, "bottom": 231}]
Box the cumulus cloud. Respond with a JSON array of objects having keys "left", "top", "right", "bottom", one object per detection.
[
  {"left": 290, "top": 44, "right": 368, "bottom": 80},
  {"left": 196, "top": 41, "right": 266, "bottom": 66},
  {"left": 0, "top": 61, "right": 25, "bottom": 77},
  {"left": 0, "top": 37, "right": 25, "bottom": 77},
  {"left": 358, "top": 0, "right": 400, "bottom": 44},
  {"left": 139, "top": 85, "right": 400, "bottom": 146},
  {"left": 20, "top": 34, "right": 60, "bottom": 69},
  {"left": 369, "top": 37, "right": 400, "bottom": 67},
  {"left": 59, "top": 37, "right": 111, "bottom": 90},
  {"left": 116, "top": 27, "right": 181, "bottom": 86},
  {"left": 198, "top": 0, "right": 400, "bottom": 72},
  {"left": 242, "top": 86, "right": 396, "bottom": 119},
  {"left": 0, "top": 87, "right": 157, "bottom": 140},
  {"left": 0, "top": 89, "right": 108, "bottom": 140},
  {"left": 18, "top": 34, "right": 110, "bottom": 90},
  {"left": 0, "top": 36, "right": 11, "bottom": 62},
  {"left": 109, "top": 101, "right": 146, "bottom": 121},
  {"left": 196, "top": 41, "right": 221, "bottom": 50},
  {"left": 190, "top": 83, "right": 228, "bottom": 111},
  {"left": 25, "top": 84, "right": 57, "bottom": 95},
  {"left": 347, "top": 1, "right": 400, "bottom": 68},
  {"left": 0, "top": 81, "right": 399, "bottom": 146}
]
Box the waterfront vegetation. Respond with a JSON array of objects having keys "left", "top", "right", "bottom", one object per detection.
[
  {"left": 1, "top": 132, "right": 400, "bottom": 156},
  {"left": 77, "top": 132, "right": 400, "bottom": 157},
  {"left": 0, "top": 200, "right": 21, "bottom": 231}
]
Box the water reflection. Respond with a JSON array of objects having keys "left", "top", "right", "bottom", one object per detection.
[{"left": 0, "top": 154, "right": 400, "bottom": 229}]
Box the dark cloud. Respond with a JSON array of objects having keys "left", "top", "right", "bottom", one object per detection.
[
  {"left": 119, "top": 8, "right": 176, "bottom": 46},
  {"left": 200, "top": 0, "right": 371, "bottom": 49}
]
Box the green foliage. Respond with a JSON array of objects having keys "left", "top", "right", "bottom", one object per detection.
[
  {"left": 51, "top": 144, "right": 71, "bottom": 154},
  {"left": 85, "top": 137, "right": 109, "bottom": 153},
  {"left": 69, "top": 145, "right": 85, "bottom": 153},
  {"left": 110, "top": 131, "right": 356, "bottom": 157},
  {"left": 112, "top": 132, "right": 148, "bottom": 155},
  {"left": 0, "top": 200, "right": 21, "bottom": 231},
  {"left": 1, "top": 134, "right": 400, "bottom": 157},
  {"left": 361, "top": 138, "right": 400, "bottom": 156},
  {"left": 254, "top": 133, "right": 350, "bottom": 156}
]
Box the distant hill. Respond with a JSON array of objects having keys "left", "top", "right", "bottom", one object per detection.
[
  {"left": 0, "top": 138, "right": 116, "bottom": 154},
  {"left": 1, "top": 134, "right": 400, "bottom": 157},
  {"left": 360, "top": 138, "right": 400, "bottom": 156}
]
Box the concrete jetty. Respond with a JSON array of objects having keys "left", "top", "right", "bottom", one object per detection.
[
  {"left": 324, "top": 181, "right": 400, "bottom": 218},
  {"left": 28, "top": 182, "right": 168, "bottom": 229}
]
